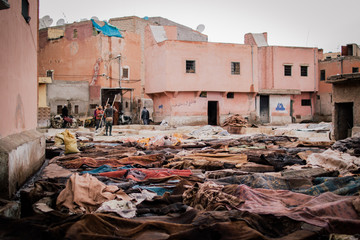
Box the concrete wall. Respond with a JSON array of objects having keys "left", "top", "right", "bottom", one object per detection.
[
  {"left": 47, "top": 80, "right": 89, "bottom": 116},
  {"left": 0, "top": 1, "right": 45, "bottom": 199},
  {"left": 332, "top": 81, "right": 360, "bottom": 138},
  {"left": 0, "top": 130, "right": 45, "bottom": 199}
]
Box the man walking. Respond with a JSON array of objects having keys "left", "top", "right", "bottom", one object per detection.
[
  {"left": 141, "top": 106, "right": 150, "bottom": 125},
  {"left": 104, "top": 104, "right": 117, "bottom": 136}
]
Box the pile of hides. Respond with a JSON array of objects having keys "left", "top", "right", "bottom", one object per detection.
[
  {"left": 3, "top": 131, "right": 360, "bottom": 239},
  {"left": 222, "top": 114, "right": 247, "bottom": 127}
]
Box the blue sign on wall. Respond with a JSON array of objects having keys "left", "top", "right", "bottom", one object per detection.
[{"left": 276, "top": 103, "right": 285, "bottom": 111}]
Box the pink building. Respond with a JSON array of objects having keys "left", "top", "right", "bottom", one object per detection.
[
  {"left": 145, "top": 27, "right": 321, "bottom": 125},
  {"left": 0, "top": 0, "right": 45, "bottom": 199},
  {"left": 317, "top": 44, "right": 360, "bottom": 121}
]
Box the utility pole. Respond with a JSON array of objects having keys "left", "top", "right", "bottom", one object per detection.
[{"left": 115, "top": 54, "right": 123, "bottom": 112}]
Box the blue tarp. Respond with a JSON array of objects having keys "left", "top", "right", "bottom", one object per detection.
[{"left": 91, "top": 19, "right": 123, "bottom": 38}]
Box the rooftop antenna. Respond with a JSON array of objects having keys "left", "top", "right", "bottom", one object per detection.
[
  {"left": 39, "top": 15, "right": 53, "bottom": 29},
  {"left": 56, "top": 18, "right": 65, "bottom": 26},
  {"left": 196, "top": 24, "right": 205, "bottom": 33}
]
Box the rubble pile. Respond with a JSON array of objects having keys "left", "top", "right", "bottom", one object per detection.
[{"left": 1, "top": 127, "right": 360, "bottom": 239}]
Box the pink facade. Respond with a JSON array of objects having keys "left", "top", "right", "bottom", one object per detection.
[
  {"left": 0, "top": 0, "right": 38, "bottom": 138},
  {"left": 38, "top": 20, "right": 143, "bottom": 118},
  {"left": 317, "top": 45, "right": 360, "bottom": 121},
  {"left": 145, "top": 28, "right": 320, "bottom": 125}
]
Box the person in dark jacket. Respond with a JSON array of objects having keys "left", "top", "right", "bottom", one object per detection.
[
  {"left": 104, "top": 104, "right": 117, "bottom": 136},
  {"left": 141, "top": 107, "right": 150, "bottom": 125}
]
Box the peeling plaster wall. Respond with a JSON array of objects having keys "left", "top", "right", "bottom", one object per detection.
[
  {"left": 39, "top": 21, "right": 143, "bottom": 115},
  {"left": 47, "top": 80, "right": 89, "bottom": 116}
]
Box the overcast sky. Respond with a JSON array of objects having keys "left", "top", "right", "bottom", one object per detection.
[{"left": 39, "top": 0, "right": 360, "bottom": 53}]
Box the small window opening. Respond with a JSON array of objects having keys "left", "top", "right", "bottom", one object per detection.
[
  {"left": 284, "top": 65, "right": 292, "bottom": 76},
  {"left": 90, "top": 104, "right": 97, "bottom": 109},
  {"left": 231, "top": 62, "right": 240, "bottom": 75},
  {"left": 74, "top": 105, "right": 79, "bottom": 114},
  {"left": 301, "top": 66, "right": 308, "bottom": 77},
  {"left": 125, "top": 102, "right": 129, "bottom": 108},
  {"left": 301, "top": 99, "right": 311, "bottom": 106},
  {"left": 73, "top": 29, "right": 78, "bottom": 38},
  {"left": 122, "top": 68, "right": 129, "bottom": 79},
  {"left": 199, "top": 91, "right": 207, "bottom": 98},
  {"left": 352, "top": 67, "right": 359, "bottom": 73},
  {"left": 227, "top": 92, "right": 234, "bottom": 98},
  {"left": 22, "top": 0, "right": 30, "bottom": 23},
  {"left": 46, "top": 70, "right": 54, "bottom": 79},
  {"left": 320, "top": 70, "right": 325, "bottom": 81},
  {"left": 186, "top": 60, "right": 196, "bottom": 73}
]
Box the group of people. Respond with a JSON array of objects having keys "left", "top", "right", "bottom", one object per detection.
[
  {"left": 94, "top": 104, "right": 117, "bottom": 136},
  {"left": 92, "top": 105, "right": 150, "bottom": 136}
]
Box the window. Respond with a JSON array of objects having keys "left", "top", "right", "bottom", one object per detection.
[
  {"left": 186, "top": 60, "right": 195, "bottom": 73},
  {"left": 231, "top": 62, "right": 240, "bottom": 75},
  {"left": 320, "top": 70, "right": 326, "bottom": 81},
  {"left": 21, "top": 0, "right": 30, "bottom": 23},
  {"left": 90, "top": 104, "right": 97, "bottom": 109},
  {"left": 73, "top": 29, "right": 78, "bottom": 38},
  {"left": 199, "top": 91, "right": 207, "bottom": 98},
  {"left": 125, "top": 102, "right": 129, "bottom": 108},
  {"left": 353, "top": 67, "right": 359, "bottom": 73},
  {"left": 226, "top": 92, "right": 234, "bottom": 98},
  {"left": 284, "top": 65, "right": 292, "bottom": 76},
  {"left": 74, "top": 105, "right": 79, "bottom": 114},
  {"left": 57, "top": 105, "right": 62, "bottom": 114},
  {"left": 300, "top": 66, "right": 308, "bottom": 77},
  {"left": 122, "top": 67, "right": 129, "bottom": 79},
  {"left": 301, "top": 99, "right": 311, "bottom": 106},
  {"left": 46, "top": 70, "right": 54, "bottom": 79},
  {"left": 0, "top": 0, "right": 10, "bottom": 10}
]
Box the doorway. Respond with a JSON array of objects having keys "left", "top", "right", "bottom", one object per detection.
[
  {"left": 208, "top": 101, "right": 218, "bottom": 125},
  {"left": 335, "top": 102, "right": 353, "bottom": 140},
  {"left": 260, "top": 95, "right": 269, "bottom": 123}
]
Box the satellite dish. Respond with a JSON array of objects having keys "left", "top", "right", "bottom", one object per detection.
[
  {"left": 39, "top": 15, "right": 53, "bottom": 29},
  {"left": 56, "top": 18, "right": 65, "bottom": 26},
  {"left": 196, "top": 24, "right": 205, "bottom": 33},
  {"left": 91, "top": 16, "right": 99, "bottom": 21}
]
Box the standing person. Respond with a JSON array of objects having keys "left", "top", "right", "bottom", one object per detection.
[
  {"left": 104, "top": 104, "right": 117, "bottom": 136},
  {"left": 141, "top": 106, "right": 150, "bottom": 125},
  {"left": 61, "top": 104, "right": 69, "bottom": 128},
  {"left": 95, "top": 106, "right": 103, "bottom": 130}
]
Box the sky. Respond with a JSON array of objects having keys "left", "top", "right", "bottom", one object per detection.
[{"left": 39, "top": 0, "right": 360, "bottom": 53}]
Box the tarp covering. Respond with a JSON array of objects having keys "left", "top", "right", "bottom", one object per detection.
[{"left": 91, "top": 19, "right": 123, "bottom": 38}]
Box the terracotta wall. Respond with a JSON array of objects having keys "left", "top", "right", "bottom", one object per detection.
[
  {"left": 38, "top": 21, "right": 143, "bottom": 113},
  {"left": 0, "top": 0, "right": 38, "bottom": 138}
]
